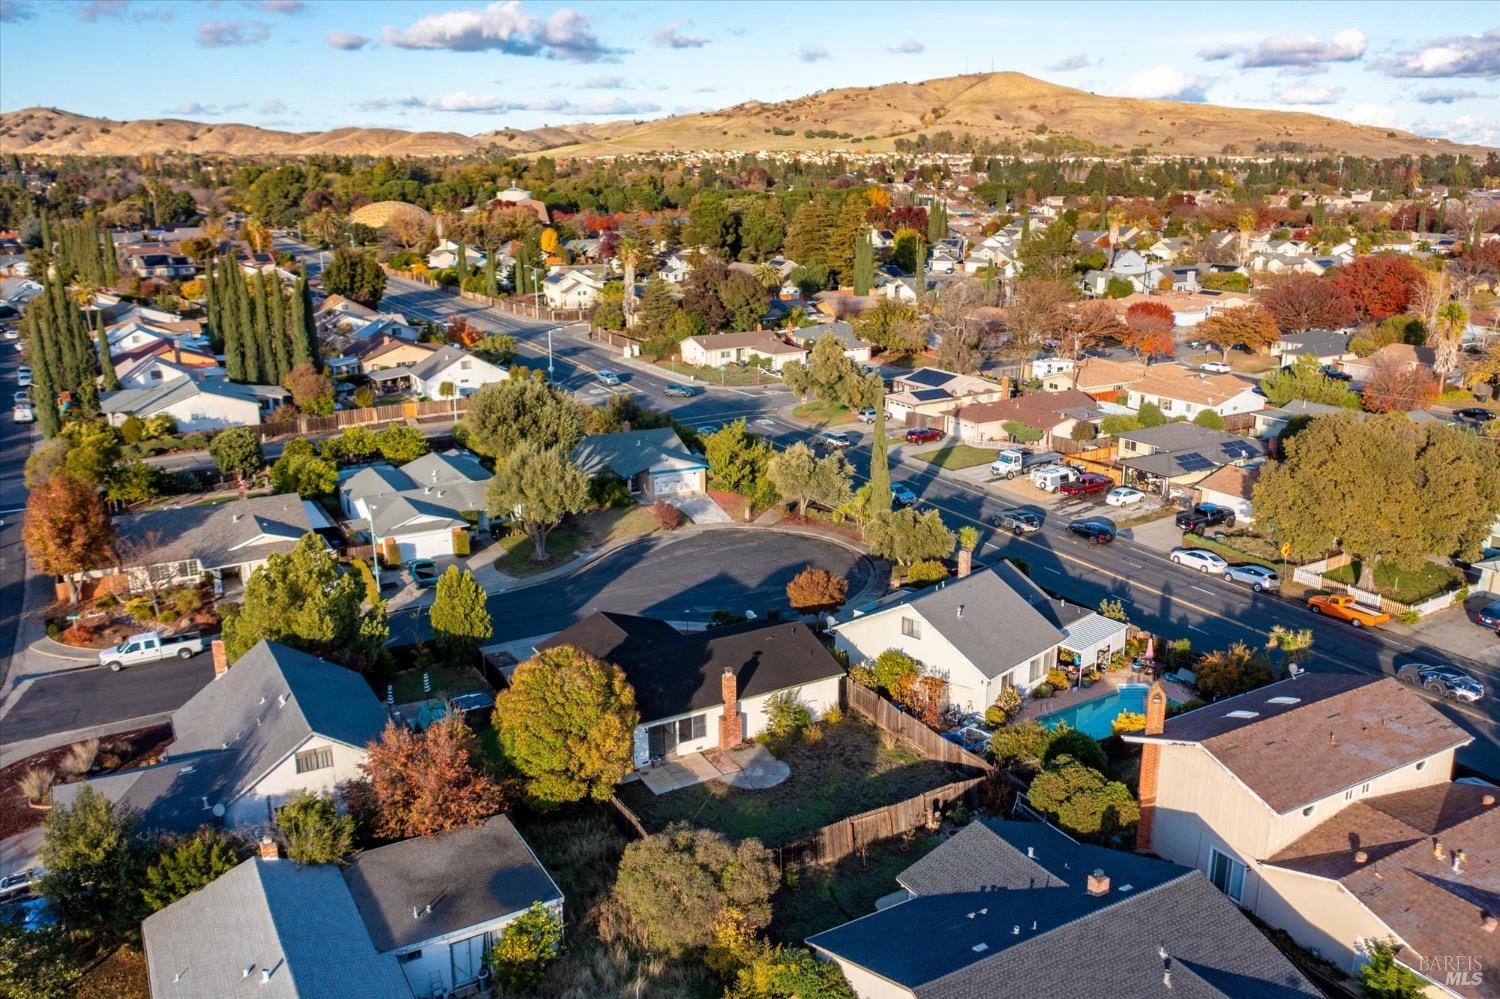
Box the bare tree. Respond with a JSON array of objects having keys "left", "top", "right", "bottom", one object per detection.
[
  {"left": 1006, "top": 279, "right": 1075, "bottom": 356},
  {"left": 928, "top": 278, "right": 999, "bottom": 373},
  {"left": 113, "top": 529, "right": 171, "bottom": 617}
]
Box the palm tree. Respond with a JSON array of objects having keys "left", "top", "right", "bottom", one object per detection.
[
  {"left": 753, "top": 261, "right": 782, "bottom": 292},
  {"left": 1236, "top": 210, "right": 1258, "bottom": 264},
  {"left": 617, "top": 239, "right": 643, "bottom": 327},
  {"left": 303, "top": 209, "right": 343, "bottom": 249},
  {"left": 242, "top": 216, "right": 272, "bottom": 254}
]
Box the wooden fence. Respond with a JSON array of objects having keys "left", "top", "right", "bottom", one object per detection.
[
  {"left": 254, "top": 399, "right": 470, "bottom": 440},
  {"left": 844, "top": 681, "right": 991, "bottom": 772},
  {"left": 776, "top": 775, "right": 987, "bottom": 868}
]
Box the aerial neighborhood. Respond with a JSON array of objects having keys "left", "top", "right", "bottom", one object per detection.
[{"left": 1, "top": 6, "right": 1499, "bottom": 999}]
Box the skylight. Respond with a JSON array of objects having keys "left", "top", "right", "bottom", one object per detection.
[
  {"left": 1225, "top": 710, "right": 1260, "bottom": 719},
  {"left": 1267, "top": 696, "right": 1301, "bottom": 705}
]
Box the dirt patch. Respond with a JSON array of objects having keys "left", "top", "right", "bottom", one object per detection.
[
  {"left": 0, "top": 725, "right": 172, "bottom": 841},
  {"left": 777, "top": 511, "right": 865, "bottom": 544}
]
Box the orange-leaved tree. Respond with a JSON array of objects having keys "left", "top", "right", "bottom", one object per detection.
[
  {"left": 22, "top": 474, "right": 115, "bottom": 603},
  {"left": 1121, "top": 300, "right": 1176, "bottom": 361},
  {"left": 1361, "top": 356, "right": 1440, "bottom": 414},
  {"left": 786, "top": 565, "right": 849, "bottom": 613},
  {"left": 1196, "top": 306, "right": 1280, "bottom": 360},
  {"left": 356, "top": 716, "right": 508, "bottom": 838}
]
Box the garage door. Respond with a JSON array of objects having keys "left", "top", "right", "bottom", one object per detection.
[
  {"left": 398, "top": 530, "right": 455, "bottom": 561},
  {"left": 652, "top": 471, "right": 700, "bottom": 495}
]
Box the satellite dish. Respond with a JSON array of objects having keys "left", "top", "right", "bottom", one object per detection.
[{"left": 211, "top": 803, "right": 226, "bottom": 818}]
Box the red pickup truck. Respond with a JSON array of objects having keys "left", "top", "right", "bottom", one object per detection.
[{"left": 1059, "top": 472, "right": 1113, "bottom": 497}]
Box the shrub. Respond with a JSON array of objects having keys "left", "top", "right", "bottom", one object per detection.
[
  {"left": 1097, "top": 597, "right": 1127, "bottom": 622},
  {"left": 142, "top": 829, "right": 239, "bottom": 912},
  {"left": 848, "top": 665, "right": 877, "bottom": 689},
  {"left": 786, "top": 565, "right": 849, "bottom": 613},
  {"left": 1031, "top": 682, "right": 1054, "bottom": 699},
  {"left": 59, "top": 739, "right": 100, "bottom": 777},
  {"left": 822, "top": 705, "right": 843, "bottom": 725},
  {"left": 651, "top": 500, "right": 683, "bottom": 530},
  {"left": 903, "top": 559, "right": 949, "bottom": 587},
  {"left": 589, "top": 476, "right": 633, "bottom": 509},
  {"left": 276, "top": 791, "right": 355, "bottom": 865},
  {"left": 890, "top": 673, "right": 946, "bottom": 729},
  {"left": 1028, "top": 755, "right": 1140, "bottom": 840},
  {"left": 766, "top": 689, "right": 813, "bottom": 737},
  {"left": 872, "top": 649, "right": 921, "bottom": 691},
  {"left": 988, "top": 720, "right": 1051, "bottom": 767},
  {"left": 489, "top": 902, "right": 564, "bottom": 994},
  {"left": 995, "top": 685, "right": 1022, "bottom": 719},
  {"left": 1045, "top": 668, "right": 1071, "bottom": 691},
  {"left": 1195, "top": 642, "right": 1276, "bottom": 701},
  {"left": 19, "top": 768, "right": 53, "bottom": 805},
  {"left": 1043, "top": 727, "right": 1107, "bottom": 773},
  {"left": 1112, "top": 711, "right": 1147, "bottom": 735},
  {"left": 984, "top": 705, "right": 1005, "bottom": 728}
]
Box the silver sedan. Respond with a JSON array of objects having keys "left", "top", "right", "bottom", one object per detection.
[{"left": 1223, "top": 564, "right": 1280, "bottom": 592}]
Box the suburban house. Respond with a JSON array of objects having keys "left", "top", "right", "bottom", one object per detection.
[
  {"left": 54, "top": 641, "right": 387, "bottom": 833},
  {"left": 101, "top": 376, "right": 288, "bottom": 432},
  {"left": 793, "top": 321, "right": 873, "bottom": 364},
  {"left": 1126, "top": 675, "right": 1491, "bottom": 996},
  {"left": 425, "top": 238, "right": 487, "bottom": 271},
  {"left": 543, "top": 266, "right": 607, "bottom": 309},
  {"left": 1114, "top": 423, "right": 1266, "bottom": 493},
  {"left": 118, "top": 243, "right": 196, "bottom": 280},
  {"left": 807, "top": 819, "right": 1321, "bottom": 999},
  {"left": 143, "top": 815, "right": 563, "bottom": 999},
  {"left": 401, "top": 344, "right": 509, "bottom": 398},
  {"left": 947, "top": 388, "right": 1100, "bottom": 447},
  {"left": 114, "top": 352, "right": 224, "bottom": 390},
  {"left": 333, "top": 334, "right": 441, "bottom": 375},
  {"left": 339, "top": 450, "right": 491, "bottom": 561},
  {"left": 1339, "top": 342, "right": 1439, "bottom": 386},
  {"left": 1272, "top": 330, "right": 1355, "bottom": 369},
  {"left": 538, "top": 613, "right": 844, "bottom": 768},
  {"left": 1193, "top": 464, "right": 1261, "bottom": 524},
  {"left": 1124, "top": 364, "right": 1265, "bottom": 420},
  {"left": 831, "top": 562, "right": 1127, "bottom": 711},
  {"left": 680, "top": 331, "right": 807, "bottom": 371},
  {"left": 885, "top": 368, "right": 1006, "bottom": 427},
  {"left": 571, "top": 428, "right": 707, "bottom": 501},
  {"left": 314, "top": 296, "right": 418, "bottom": 352},
  {"left": 1040, "top": 356, "right": 1145, "bottom": 401},
  {"left": 70, "top": 493, "right": 321, "bottom": 599}
]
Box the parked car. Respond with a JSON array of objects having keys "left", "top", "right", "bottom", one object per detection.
[
  {"left": 1031, "top": 465, "right": 1079, "bottom": 492},
  {"left": 663, "top": 383, "right": 699, "bottom": 398},
  {"left": 99, "top": 631, "right": 205, "bottom": 671},
  {"left": 1066, "top": 519, "right": 1115, "bottom": 544},
  {"left": 15, "top": 365, "right": 31, "bottom": 387},
  {"left": 1474, "top": 599, "right": 1500, "bottom": 631},
  {"left": 1223, "top": 564, "right": 1280, "bottom": 592},
  {"left": 696, "top": 423, "right": 721, "bottom": 436},
  {"left": 12, "top": 405, "right": 32, "bottom": 424},
  {"left": 856, "top": 408, "right": 877, "bottom": 423},
  {"left": 406, "top": 559, "right": 440, "bottom": 587},
  {"left": 1307, "top": 593, "right": 1390, "bottom": 628},
  {"left": 1058, "top": 472, "right": 1113, "bottom": 497},
  {"left": 890, "top": 482, "right": 918, "bottom": 508},
  {"left": 992, "top": 508, "right": 1041, "bottom": 534},
  {"left": 1170, "top": 547, "right": 1228, "bottom": 574},
  {"left": 817, "top": 430, "right": 853, "bottom": 450},
  {"left": 1453, "top": 407, "right": 1495, "bottom": 429},
  {"left": 1396, "top": 663, "right": 1486, "bottom": 703},
  {"left": 989, "top": 448, "right": 1064, "bottom": 479},
  {"left": 1175, "top": 502, "right": 1236, "bottom": 534},
  {"left": 0, "top": 868, "right": 42, "bottom": 902},
  {"left": 904, "top": 426, "right": 942, "bottom": 444},
  {"left": 12, "top": 390, "right": 27, "bottom": 405},
  {"left": 1200, "top": 361, "right": 1232, "bottom": 374},
  {"left": 1105, "top": 486, "right": 1146, "bottom": 507},
  {"left": 0, "top": 326, "right": 17, "bottom": 341},
  {"left": 596, "top": 370, "right": 621, "bottom": 386}
]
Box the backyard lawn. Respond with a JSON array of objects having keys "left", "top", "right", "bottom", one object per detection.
[
  {"left": 388, "top": 664, "right": 488, "bottom": 702},
  {"left": 614, "top": 715, "right": 958, "bottom": 847},
  {"left": 492, "top": 505, "right": 659, "bottom": 577},
  {"left": 912, "top": 444, "right": 998, "bottom": 470},
  {"left": 1322, "top": 559, "right": 1464, "bottom": 605},
  {"left": 771, "top": 830, "right": 940, "bottom": 944},
  {"left": 652, "top": 359, "right": 779, "bottom": 387},
  {"left": 793, "top": 399, "right": 854, "bottom": 426}
]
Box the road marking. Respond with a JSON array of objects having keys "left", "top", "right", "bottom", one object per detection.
[{"left": 1191, "top": 585, "right": 1217, "bottom": 596}]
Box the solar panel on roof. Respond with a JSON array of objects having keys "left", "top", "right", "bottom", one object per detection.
[
  {"left": 1221, "top": 440, "right": 1258, "bottom": 459},
  {"left": 904, "top": 369, "right": 953, "bottom": 388},
  {"left": 1175, "top": 452, "right": 1215, "bottom": 472},
  {"left": 910, "top": 388, "right": 953, "bottom": 402}
]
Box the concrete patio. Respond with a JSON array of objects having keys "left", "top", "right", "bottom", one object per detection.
[{"left": 633, "top": 744, "right": 790, "bottom": 795}]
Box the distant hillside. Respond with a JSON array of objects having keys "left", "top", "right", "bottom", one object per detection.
[{"left": 2, "top": 73, "right": 1490, "bottom": 160}]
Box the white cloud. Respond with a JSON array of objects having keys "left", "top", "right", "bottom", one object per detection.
[
  {"left": 1347, "top": 102, "right": 1398, "bottom": 128},
  {"left": 798, "top": 45, "right": 829, "bottom": 63},
  {"left": 652, "top": 19, "right": 705, "bottom": 48},
  {"left": 1411, "top": 113, "right": 1500, "bottom": 145},
  {"left": 1047, "top": 53, "right": 1093, "bottom": 71},
  {"left": 887, "top": 38, "right": 924, "bottom": 55},
  {"left": 361, "top": 90, "right": 660, "bottom": 117},
  {"left": 1414, "top": 88, "right": 1482, "bottom": 104},
  {"left": 164, "top": 102, "right": 220, "bottom": 116},
  {"left": 197, "top": 19, "right": 270, "bottom": 47},
  {"left": 258, "top": 99, "right": 288, "bottom": 114},
  {"left": 1375, "top": 29, "right": 1500, "bottom": 79},
  {"left": 583, "top": 75, "right": 625, "bottom": 89},
  {"left": 1242, "top": 28, "right": 1365, "bottom": 68},
  {"left": 0, "top": 0, "right": 36, "bottom": 22},
  {"left": 252, "top": 0, "right": 304, "bottom": 13},
  {"left": 1271, "top": 84, "right": 1344, "bottom": 105},
  {"left": 1117, "top": 65, "right": 1212, "bottom": 102},
  {"left": 326, "top": 30, "right": 369, "bottom": 50},
  {"left": 381, "top": 1, "right": 620, "bottom": 62}
]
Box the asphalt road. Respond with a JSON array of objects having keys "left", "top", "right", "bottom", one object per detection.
[
  {"left": 0, "top": 342, "right": 35, "bottom": 695},
  {"left": 2, "top": 652, "right": 216, "bottom": 747}
]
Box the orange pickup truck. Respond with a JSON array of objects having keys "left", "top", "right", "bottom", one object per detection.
[{"left": 1307, "top": 593, "right": 1391, "bottom": 628}]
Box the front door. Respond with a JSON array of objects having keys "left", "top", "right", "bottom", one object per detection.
[
  {"left": 1208, "top": 847, "right": 1246, "bottom": 903},
  {"left": 647, "top": 723, "right": 677, "bottom": 761}
]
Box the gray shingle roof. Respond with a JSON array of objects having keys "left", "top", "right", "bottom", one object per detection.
[
  {"left": 111, "top": 494, "right": 314, "bottom": 572},
  {"left": 807, "top": 820, "right": 1320, "bottom": 999},
  {"left": 100, "top": 375, "right": 284, "bottom": 417},
  {"left": 143, "top": 857, "right": 411, "bottom": 999},
  {"left": 570, "top": 428, "right": 704, "bottom": 480},
  {"left": 55, "top": 642, "right": 389, "bottom": 833},
  {"left": 343, "top": 815, "right": 563, "bottom": 952},
  {"left": 339, "top": 450, "right": 490, "bottom": 533}
]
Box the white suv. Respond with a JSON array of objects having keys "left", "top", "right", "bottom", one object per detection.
[{"left": 1170, "top": 547, "right": 1228, "bottom": 574}]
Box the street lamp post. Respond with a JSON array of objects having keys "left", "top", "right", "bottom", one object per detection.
[
  {"left": 547, "top": 329, "right": 555, "bottom": 380},
  {"left": 367, "top": 504, "right": 382, "bottom": 592}
]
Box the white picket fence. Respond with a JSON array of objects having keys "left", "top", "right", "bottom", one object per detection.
[{"left": 1295, "top": 552, "right": 1462, "bottom": 619}]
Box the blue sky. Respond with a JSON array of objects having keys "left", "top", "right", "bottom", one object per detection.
[{"left": 1, "top": 0, "right": 1496, "bottom": 147}]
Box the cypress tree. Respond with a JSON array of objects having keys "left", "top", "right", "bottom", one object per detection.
[
  {"left": 455, "top": 237, "right": 467, "bottom": 282},
  {"left": 221, "top": 265, "right": 246, "bottom": 381},
  {"left": 868, "top": 395, "right": 891, "bottom": 516},
  {"left": 235, "top": 265, "right": 260, "bottom": 385},
  {"left": 97, "top": 314, "right": 120, "bottom": 392},
  {"left": 297, "top": 272, "right": 320, "bottom": 372},
  {"left": 40, "top": 209, "right": 51, "bottom": 255},
  {"left": 913, "top": 239, "right": 926, "bottom": 305},
  {"left": 251, "top": 273, "right": 272, "bottom": 383},
  {"left": 852, "top": 235, "right": 874, "bottom": 296},
  {"left": 24, "top": 310, "right": 61, "bottom": 438},
  {"left": 268, "top": 277, "right": 289, "bottom": 382},
  {"left": 484, "top": 254, "right": 497, "bottom": 297}
]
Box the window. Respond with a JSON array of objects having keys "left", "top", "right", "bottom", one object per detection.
[
  {"left": 1344, "top": 790, "right": 1354, "bottom": 801},
  {"left": 901, "top": 617, "right": 922, "bottom": 639},
  {"left": 1302, "top": 805, "right": 1316, "bottom": 817},
  {"left": 1028, "top": 655, "right": 1045, "bottom": 683},
  {"left": 1415, "top": 760, "right": 1427, "bottom": 771},
  {"left": 677, "top": 714, "right": 707, "bottom": 742},
  {"left": 1208, "top": 847, "right": 1246, "bottom": 903},
  {"left": 397, "top": 950, "right": 422, "bottom": 964},
  {"left": 1361, "top": 783, "right": 1370, "bottom": 795},
  {"left": 460, "top": 360, "right": 472, "bottom": 370},
  {"left": 294, "top": 746, "right": 334, "bottom": 774}
]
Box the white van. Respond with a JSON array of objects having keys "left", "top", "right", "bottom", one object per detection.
[{"left": 1031, "top": 465, "right": 1079, "bottom": 493}]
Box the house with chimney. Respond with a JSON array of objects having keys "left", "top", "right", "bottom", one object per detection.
[
  {"left": 53, "top": 641, "right": 387, "bottom": 834},
  {"left": 536, "top": 613, "right": 843, "bottom": 768},
  {"left": 946, "top": 388, "right": 1101, "bottom": 447},
  {"left": 1123, "top": 364, "right": 1265, "bottom": 420},
  {"left": 1126, "top": 675, "right": 1495, "bottom": 996},
  {"left": 1039, "top": 356, "right": 1146, "bottom": 402},
  {"left": 143, "top": 815, "right": 562, "bottom": 999},
  {"left": 806, "top": 818, "right": 1321, "bottom": 999},
  {"left": 884, "top": 368, "right": 1007, "bottom": 428},
  {"left": 829, "top": 563, "right": 1127, "bottom": 712}
]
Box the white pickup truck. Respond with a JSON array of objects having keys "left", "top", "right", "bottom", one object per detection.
[{"left": 99, "top": 631, "right": 205, "bottom": 672}]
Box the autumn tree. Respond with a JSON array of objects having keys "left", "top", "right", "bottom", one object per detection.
[
  {"left": 1195, "top": 306, "right": 1279, "bottom": 360},
  {"left": 493, "top": 645, "right": 638, "bottom": 809},
  {"left": 357, "top": 716, "right": 506, "bottom": 838},
  {"left": 1060, "top": 298, "right": 1123, "bottom": 361},
  {"left": 429, "top": 566, "right": 492, "bottom": 664},
  {"left": 22, "top": 474, "right": 115, "bottom": 602},
  {"left": 767, "top": 442, "right": 853, "bottom": 516},
  {"left": 785, "top": 565, "right": 849, "bottom": 613},
  {"left": 1331, "top": 255, "right": 1425, "bottom": 322},
  {"left": 1259, "top": 272, "right": 1355, "bottom": 332},
  {"left": 1121, "top": 300, "right": 1176, "bottom": 361},
  {"left": 484, "top": 443, "right": 591, "bottom": 561},
  {"left": 1253, "top": 413, "right": 1500, "bottom": 590},
  {"left": 283, "top": 363, "right": 334, "bottom": 415},
  {"left": 1361, "top": 356, "right": 1441, "bottom": 413}
]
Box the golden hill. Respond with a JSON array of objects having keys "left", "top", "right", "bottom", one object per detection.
[{"left": 1, "top": 73, "right": 1489, "bottom": 160}]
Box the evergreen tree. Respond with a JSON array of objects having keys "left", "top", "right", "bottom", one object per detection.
[
  {"left": 852, "top": 235, "right": 874, "bottom": 296},
  {"left": 97, "top": 316, "right": 119, "bottom": 392},
  {"left": 429, "top": 566, "right": 493, "bottom": 665},
  {"left": 913, "top": 238, "right": 926, "bottom": 305},
  {"left": 484, "top": 253, "right": 498, "bottom": 297},
  {"left": 927, "top": 202, "right": 948, "bottom": 244},
  {"left": 235, "top": 264, "right": 261, "bottom": 384},
  {"left": 455, "top": 237, "right": 468, "bottom": 281},
  {"left": 784, "top": 195, "right": 836, "bottom": 269},
  {"left": 268, "top": 275, "right": 289, "bottom": 382},
  {"left": 869, "top": 394, "right": 891, "bottom": 516},
  {"left": 297, "top": 272, "right": 319, "bottom": 371},
  {"left": 287, "top": 272, "right": 311, "bottom": 368},
  {"left": 251, "top": 273, "right": 273, "bottom": 383},
  {"left": 21, "top": 309, "right": 61, "bottom": 437},
  {"left": 829, "top": 191, "right": 869, "bottom": 284}
]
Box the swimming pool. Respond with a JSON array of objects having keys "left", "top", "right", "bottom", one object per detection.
[{"left": 1040, "top": 684, "right": 1154, "bottom": 740}]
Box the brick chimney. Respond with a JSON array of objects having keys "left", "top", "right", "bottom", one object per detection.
[
  {"left": 258, "top": 836, "right": 280, "bottom": 860},
  {"left": 1086, "top": 869, "right": 1110, "bottom": 896},
  {"left": 719, "top": 667, "right": 743, "bottom": 751},
  {"left": 211, "top": 639, "right": 228, "bottom": 677},
  {"left": 957, "top": 545, "right": 973, "bottom": 579},
  {"left": 1135, "top": 682, "right": 1170, "bottom": 852}
]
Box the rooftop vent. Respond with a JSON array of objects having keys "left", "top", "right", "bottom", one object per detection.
[
  {"left": 1225, "top": 710, "right": 1259, "bottom": 719},
  {"left": 972, "top": 942, "right": 990, "bottom": 953},
  {"left": 1266, "top": 696, "right": 1301, "bottom": 705},
  {"left": 261, "top": 969, "right": 272, "bottom": 984}
]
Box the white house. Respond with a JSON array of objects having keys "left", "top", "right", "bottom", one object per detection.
[
  {"left": 571, "top": 428, "right": 707, "bottom": 501},
  {"left": 54, "top": 641, "right": 387, "bottom": 833},
  {"left": 1123, "top": 364, "right": 1265, "bottom": 420},
  {"left": 831, "top": 563, "right": 1127, "bottom": 712},
  {"left": 100, "top": 376, "right": 287, "bottom": 432},
  {"left": 408, "top": 344, "right": 509, "bottom": 398},
  {"left": 425, "top": 239, "right": 486, "bottom": 271},
  {"left": 538, "top": 613, "right": 844, "bottom": 769},
  {"left": 543, "top": 266, "right": 606, "bottom": 309},
  {"left": 680, "top": 330, "right": 807, "bottom": 371},
  {"left": 340, "top": 449, "right": 491, "bottom": 561},
  {"left": 143, "top": 815, "right": 564, "bottom": 999}
]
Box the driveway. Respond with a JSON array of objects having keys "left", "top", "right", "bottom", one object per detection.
[{"left": 664, "top": 494, "right": 732, "bottom": 524}]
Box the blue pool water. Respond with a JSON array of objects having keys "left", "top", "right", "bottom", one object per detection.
[{"left": 1041, "top": 685, "right": 1153, "bottom": 740}]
